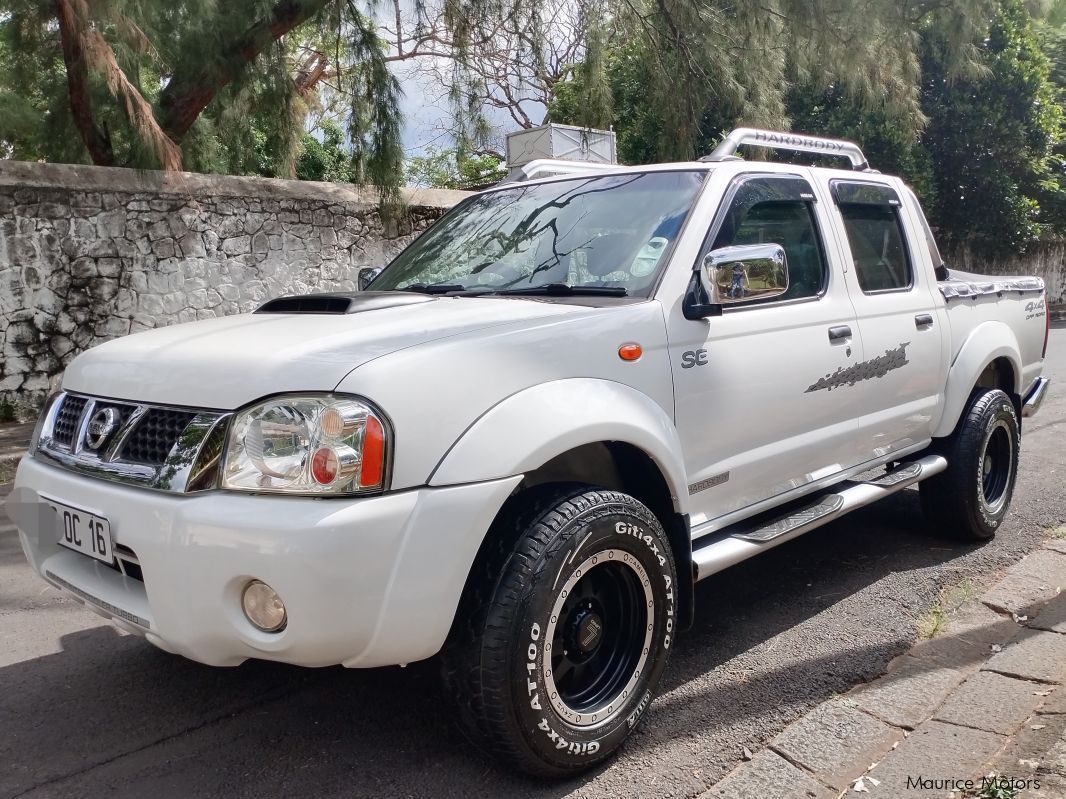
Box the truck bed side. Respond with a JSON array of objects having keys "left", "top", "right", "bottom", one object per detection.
[{"left": 935, "top": 269, "right": 1047, "bottom": 436}]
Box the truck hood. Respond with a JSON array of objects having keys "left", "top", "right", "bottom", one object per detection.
[{"left": 63, "top": 295, "right": 589, "bottom": 408}]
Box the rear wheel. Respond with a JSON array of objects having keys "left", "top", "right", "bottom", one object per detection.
[
  {"left": 441, "top": 485, "right": 677, "bottom": 776},
  {"left": 920, "top": 388, "right": 1020, "bottom": 540}
]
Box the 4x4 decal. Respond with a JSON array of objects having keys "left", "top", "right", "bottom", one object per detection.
[{"left": 805, "top": 342, "right": 910, "bottom": 393}]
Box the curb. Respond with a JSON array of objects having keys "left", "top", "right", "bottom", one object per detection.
[{"left": 704, "top": 530, "right": 1066, "bottom": 799}]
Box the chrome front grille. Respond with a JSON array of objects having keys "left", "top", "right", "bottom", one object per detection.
[
  {"left": 121, "top": 409, "right": 199, "bottom": 464},
  {"left": 35, "top": 392, "right": 230, "bottom": 493},
  {"left": 52, "top": 395, "right": 87, "bottom": 447}
]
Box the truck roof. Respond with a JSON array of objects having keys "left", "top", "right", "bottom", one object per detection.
[{"left": 501, "top": 127, "right": 886, "bottom": 188}]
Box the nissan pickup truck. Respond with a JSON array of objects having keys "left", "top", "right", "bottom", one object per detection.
[{"left": 6, "top": 128, "right": 1052, "bottom": 776}]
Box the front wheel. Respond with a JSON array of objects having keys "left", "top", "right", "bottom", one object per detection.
[
  {"left": 441, "top": 485, "right": 678, "bottom": 776},
  {"left": 920, "top": 388, "right": 1020, "bottom": 540}
]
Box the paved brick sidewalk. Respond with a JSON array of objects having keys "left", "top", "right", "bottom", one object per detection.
[{"left": 706, "top": 530, "right": 1066, "bottom": 799}]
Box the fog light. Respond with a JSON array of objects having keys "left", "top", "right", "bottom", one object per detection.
[{"left": 242, "top": 580, "right": 287, "bottom": 632}]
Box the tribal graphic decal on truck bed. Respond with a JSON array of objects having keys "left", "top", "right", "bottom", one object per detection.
[{"left": 805, "top": 343, "right": 910, "bottom": 393}]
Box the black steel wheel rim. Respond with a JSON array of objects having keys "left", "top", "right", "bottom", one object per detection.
[
  {"left": 550, "top": 560, "right": 648, "bottom": 714},
  {"left": 981, "top": 422, "right": 1012, "bottom": 511}
]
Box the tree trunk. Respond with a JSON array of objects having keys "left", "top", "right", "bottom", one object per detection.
[
  {"left": 56, "top": 0, "right": 115, "bottom": 166},
  {"left": 157, "top": 0, "right": 332, "bottom": 143}
]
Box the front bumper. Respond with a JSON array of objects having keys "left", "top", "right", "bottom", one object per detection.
[{"left": 7, "top": 456, "right": 520, "bottom": 668}]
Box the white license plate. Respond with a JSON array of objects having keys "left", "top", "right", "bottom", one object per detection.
[{"left": 44, "top": 498, "right": 114, "bottom": 564}]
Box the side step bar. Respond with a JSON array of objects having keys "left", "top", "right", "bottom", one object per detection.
[
  {"left": 692, "top": 454, "right": 947, "bottom": 582},
  {"left": 733, "top": 495, "right": 844, "bottom": 543}
]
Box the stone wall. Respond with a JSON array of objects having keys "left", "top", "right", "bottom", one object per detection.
[
  {"left": 2, "top": 159, "right": 1064, "bottom": 414},
  {"left": 944, "top": 239, "right": 1066, "bottom": 309},
  {"left": 0, "top": 161, "right": 466, "bottom": 411}
]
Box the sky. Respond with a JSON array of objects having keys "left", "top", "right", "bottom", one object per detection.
[
  {"left": 391, "top": 58, "right": 547, "bottom": 159},
  {"left": 382, "top": 0, "right": 549, "bottom": 159},
  {"left": 392, "top": 60, "right": 459, "bottom": 157}
]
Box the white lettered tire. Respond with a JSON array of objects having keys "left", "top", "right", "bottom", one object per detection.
[{"left": 441, "top": 485, "right": 677, "bottom": 776}]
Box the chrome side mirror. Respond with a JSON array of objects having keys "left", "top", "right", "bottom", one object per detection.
[
  {"left": 701, "top": 243, "right": 789, "bottom": 304},
  {"left": 358, "top": 266, "right": 383, "bottom": 291}
]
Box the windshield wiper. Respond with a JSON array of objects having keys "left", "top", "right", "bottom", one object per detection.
[
  {"left": 401, "top": 283, "right": 468, "bottom": 294},
  {"left": 399, "top": 282, "right": 629, "bottom": 297},
  {"left": 490, "top": 283, "right": 629, "bottom": 297}
]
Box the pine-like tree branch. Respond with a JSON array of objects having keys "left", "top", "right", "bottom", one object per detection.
[
  {"left": 157, "top": 0, "right": 332, "bottom": 143},
  {"left": 55, "top": 0, "right": 114, "bottom": 165}
]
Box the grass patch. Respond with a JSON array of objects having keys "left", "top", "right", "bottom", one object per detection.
[
  {"left": 917, "top": 578, "right": 978, "bottom": 639},
  {"left": 0, "top": 460, "right": 15, "bottom": 485},
  {"left": 1050, "top": 525, "right": 1066, "bottom": 540},
  {"left": 966, "top": 775, "right": 1021, "bottom": 798}
]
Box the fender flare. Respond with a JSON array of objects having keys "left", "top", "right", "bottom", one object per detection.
[
  {"left": 428, "top": 378, "right": 690, "bottom": 514},
  {"left": 933, "top": 321, "right": 1023, "bottom": 438}
]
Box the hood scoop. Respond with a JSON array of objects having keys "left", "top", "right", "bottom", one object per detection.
[{"left": 255, "top": 291, "right": 437, "bottom": 315}]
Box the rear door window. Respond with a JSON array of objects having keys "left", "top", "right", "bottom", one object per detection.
[{"left": 831, "top": 181, "right": 913, "bottom": 293}]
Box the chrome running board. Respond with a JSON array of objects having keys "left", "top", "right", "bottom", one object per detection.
[
  {"left": 733, "top": 495, "right": 845, "bottom": 543},
  {"left": 692, "top": 454, "right": 947, "bottom": 582},
  {"left": 861, "top": 461, "right": 922, "bottom": 487}
]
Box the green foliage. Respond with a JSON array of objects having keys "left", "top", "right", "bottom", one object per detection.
[
  {"left": 1037, "top": 9, "right": 1066, "bottom": 227},
  {"left": 0, "top": 0, "right": 401, "bottom": 202},
  {"left": 552, "top": 0, "right": 1065, "bottom": 252},
  {"left": 922, "top": 0, "right": 1065, "bottom": 252},
  {"left": 295, "top": 120, "right": 356, "bottom": 183},
  {"left": 0, "top": 2, "right": 84, "bottom": 163},
  {"left": 1044, "top": 27, "right": 1066, "bottom": 98},
  {"left": 967, "top": 776, "right": 1021, "bottom": 799},
  {"left": 2, "top": 0, "right": 1061, "bottom": 240},
  {"left": 1044, "top": 0, "right": 1066, "bottom": 26},
  {"left": 552, "top": 0, "right": 994, "bottom": 164},
  {"left": 0, "top": 398, "right": 16, "bottom": 424},
  {"left": 0, "top": 91, "right": 40, "bottom": 156},
  {"left": 785, "top": 85, "right": 936, "bottom": 204},
  {"left": 405, "top": 146, "right": 506, "bottom": 189},
  {"left": 551, "top": 40, "right": 721, "bottom": 165}
]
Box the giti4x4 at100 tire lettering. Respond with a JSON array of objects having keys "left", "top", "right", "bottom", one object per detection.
[{"left": 442, "top": 485, "right": 677, "bottom": 777}]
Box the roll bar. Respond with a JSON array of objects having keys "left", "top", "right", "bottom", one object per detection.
[{"left": 701, "top": 128, "right": 872, "bottom": 171}]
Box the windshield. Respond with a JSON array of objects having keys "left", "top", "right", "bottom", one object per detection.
[{"left": 370, "top": 170, "right": 706, "bottom": 297}]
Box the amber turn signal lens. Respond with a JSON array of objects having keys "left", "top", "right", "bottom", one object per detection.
[
  {"left": 359, "top": 415, "right": 385, "bottom": 487},
  {"left": 618, "top": 343, "right": 643, "bottom": 361}
]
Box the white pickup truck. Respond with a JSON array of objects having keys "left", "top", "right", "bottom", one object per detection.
[{"left": 7, "top": 129, "right": 1052, "bottom": 776}]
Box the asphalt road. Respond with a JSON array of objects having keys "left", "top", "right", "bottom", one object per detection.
[{"left": 2, "top": 327, "right": 1064, "bottom": 799}]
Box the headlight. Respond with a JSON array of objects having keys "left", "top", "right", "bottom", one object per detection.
[
  {"left": 30, "top": 372, "right": 66, "bottom": 454},
  {"left": 222, "top": 394, "right": 389, "bottom": 495}
]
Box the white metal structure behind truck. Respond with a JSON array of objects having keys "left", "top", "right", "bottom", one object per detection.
[{"left": 7, "top": 129, "right": 1052, "bottom": 776}]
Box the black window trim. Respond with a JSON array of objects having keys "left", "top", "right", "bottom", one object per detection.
[
  {"left": 694, "top": 171, "right": 832, "bottom": 312},
  {"left": 830, "top": 179, "right": 916, "bottom": 296}
]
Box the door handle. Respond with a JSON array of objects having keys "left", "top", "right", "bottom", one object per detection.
[
  {"left": 915, "top": 313, "right": 934, "bottom": 328},
  {"left": 828, "top": 325, "right": 852, "bottom": 342}
]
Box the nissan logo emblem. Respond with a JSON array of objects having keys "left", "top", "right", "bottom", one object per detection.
[{"left": 85, "top": 407, "right": 118, "bottom": 450}]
